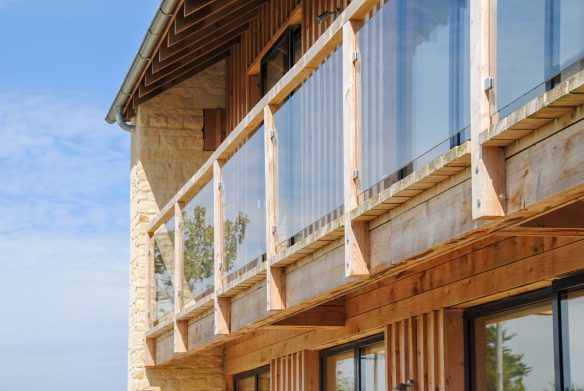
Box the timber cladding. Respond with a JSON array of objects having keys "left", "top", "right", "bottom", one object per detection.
[
  {"left": 226, "top": 0, "right": 352, "bottom": 130},
  {"left": 222, "top": 235, "right": 584, "bottom": 378}
]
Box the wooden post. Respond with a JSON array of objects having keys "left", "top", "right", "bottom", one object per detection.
[
  {"left": 342, "top": 19, "right": 369, "bottom": 277},
  {"left": 470, "top": 0, "right": 506, "bottom": 220},
  {"left": 264, "top": 105, "right": 286, "bottom": 311},
  {"left": 213, "top": 159, "right": 231, "bottom": 335},
  {"left": 144, "top": 232, "right": 156, "bottom": 365},
  {"left": 173, "top": 201, "right": 188, "bottom": 353}
]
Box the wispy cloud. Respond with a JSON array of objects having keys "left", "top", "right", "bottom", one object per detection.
[{"left": 0, "top": 91, "right": 129, "bottom": 390}]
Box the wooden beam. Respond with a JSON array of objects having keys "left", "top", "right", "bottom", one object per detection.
[
  {"left": 145, "top": 36, "right": 241, "bottom": 87},
  {"left": 342, "top": 19, "right": 369, "bottom": 277},
  {"left": 173, "top": 202, "right": 189, "bottom": 354},
  {"left": 264, "top": 105, "right": 286, "bottom": 311},
  {"left": 144, "top": 336, "right": 157, "bottom": 367},
  {"left": 213, "top": 159, "right": 231, "bottom": 335},
  {"left": 159, "top": 6, "right": 258, "bottom": 62},
  {"left": 175, "top": 0, "right": 251, "bottom": 34},
  {"left": 267, "top": 302, "right": 345, "bottom": 329},
  {"left": 495, "top": 227, "right": 584, "bottom": 237},
  {"left": 184, "top": 0, "right": 214, "bottom": 16},
  {"left": 470, "top": 0, "right": 506, "bottom": 220},
  {"left": 145, "top": 233, "right": 155, "bottom": 331}
]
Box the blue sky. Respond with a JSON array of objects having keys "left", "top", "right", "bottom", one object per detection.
[{"left": 0, "top": 1, "right": 158, "bottom": 389}]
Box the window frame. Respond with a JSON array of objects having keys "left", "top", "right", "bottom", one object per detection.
[
  {"left": 233, "top": 365, "right": 270, "bottom": 391},
  {"left": 465, "top": 271, "right": 584, "bottom": 391},
  {"left": 260, "top": 25, "right": 302, "bottom": 96},
  {"left": 320, "top": 334, "right": 385, "bottom": 391}
]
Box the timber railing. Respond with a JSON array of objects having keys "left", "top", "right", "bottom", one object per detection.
[{"left": 142, "top": 0, "right": 584, "bottom": 365}]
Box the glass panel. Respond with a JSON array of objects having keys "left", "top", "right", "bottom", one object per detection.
[
  {"left": 326, "top": 349, "right": 355, "bottom": 391},
  {"left": 222, "top": 127, "right": 266, "bottom": 280},
  {"left": 182, "top": 180, "right": 214, "bottom": 303},
  {"left": 258, "top": 370, "right": 270, "bottom": 391},
  {"left": 497, "top": 0, "right": 584, "bottom": 116},
  {"left": 262, "top": 32, "right": 290, "bottom": 95},
  {"left": 275, "top": 47, "right": 343, "bottom": 244},
  {"left": 474, "top": 302, "right": 555, "bottom": 391},
  {"left": 153, "top": 217, "right": 175, "bottom": 320},
  {"left": 561, "top": 290, "right": 584, "bottom": 390},
  {"left": 359, "top": 0, "right": 470, "bottom": 194},
  {"left": 360, "top": 342, "right": 386, "bottom": 391},
  {"left": 236, "top": 375, "right": 256, "bottom": 391}
]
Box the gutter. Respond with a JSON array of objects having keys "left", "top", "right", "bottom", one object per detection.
[{"left": 105, "top": 0, "right": 179, "bottom": 126}]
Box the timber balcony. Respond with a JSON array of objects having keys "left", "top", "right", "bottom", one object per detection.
[{"left": 143, "top": 0, "right": 584, "bottom": 366}]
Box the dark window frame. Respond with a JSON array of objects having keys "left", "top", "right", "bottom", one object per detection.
[
  {"left": 465, "top": 271, "right": 584, "bottom": 391},
  {"left": 233, "top": 365, "right": 270, "bottom": 391},
  {"left": 320, "top": 334, "right": 385, "bottom": 391},
  {"left": 260, "top": 25, "right": 302, "bottom": 96}
]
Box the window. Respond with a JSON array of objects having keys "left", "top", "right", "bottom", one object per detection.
[
  {"left": 260, "top": 25, "right": 302, "bottom": 96},
  {"left": 466, "top": 272, "right": 584, "bottom": 391},
  {"left": 321, "top": 335, "right": 386, "bottom": 391},
  {"left": 234, "top": 365, "right": 270, "bottom": 391}
]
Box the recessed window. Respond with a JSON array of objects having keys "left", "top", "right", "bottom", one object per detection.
[
  {"left": 321, "top": 335, "right": 386, "bottom": 391},
  {"left": 467, "top": 272, "right": 584, "bottom": 391},
  {"left": 234, "top": 365, "right": 270, "bottom": 391},
  {"left": 260, "top": 25, "right": 302, "bottom": 96}
]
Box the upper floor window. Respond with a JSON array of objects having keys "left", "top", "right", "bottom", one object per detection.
[
  {"left": 467, "top": 272, "right": 584, "bottom": 391},
  {"left": 234, "top": 365, "right": 270, "bottom": 391},
  {"left": 260, "top": 25, "right": 302, "bottom": 96},
  {"left": 321, "top": 335, "right": 386, "bottom": 391}
]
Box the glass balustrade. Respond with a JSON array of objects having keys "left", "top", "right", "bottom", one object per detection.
[
  {"left": 222, "top": 127, "right": 267, "bottom": 282},
  {"left": 182, "top": 180, "right": 215, "bottom": 304},
  {"left": 497, "top": 0, "right": 584, "bottom": 117},
  {"left": 274, "top": 47, "right": 344, "bottom": 245},
  {"left": 358, "top": 0, "right": 470, "bottom": 197},
  {"left": 153, "top": 217, "right": 175, "bottom": 320}
]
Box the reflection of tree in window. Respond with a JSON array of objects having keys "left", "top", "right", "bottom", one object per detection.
[
  {"left": 485, "top": 323, "right": 531, "bottom": 391},
  {"left": 182, "top": 206, "right": 249, "bottom": 282}
]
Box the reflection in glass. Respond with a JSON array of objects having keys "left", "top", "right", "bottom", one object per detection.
[
  {"left": 360, "top": 342, "right": 386, "bottom": 391},
  {"left": 182, "top": 181, "right": 214, "bottom": 303},
  {"left": 153, "top": 217, "right": 175, "bottom": 319},
  {"left": 222, "top": 127, "right": 266, "bottom": 280},
  {"left": 275, "top": 48, "right": 343, "bottom": 244},
  {"left": 236, "top": 375, "right": 256, "bottom": 391},
  {"left": 359, "top": 0, "right": 470, "bottom": 193},
  {"left": 561, "top": 290, "right": 584, "bottom": 390},
  {"left": 258, "top": 370, "right": 270, "bottom": 391},
  {"left": 497, "top": 0, "right": 584, "bottom": 116},
  {"left": 475, "top": 303, "right": 554, "bottom": 391},
  {"left": 326, "top": 349, "right": 355, "bottom": 391}
]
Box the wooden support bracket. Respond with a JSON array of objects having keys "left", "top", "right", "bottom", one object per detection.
[
  {"left": 470, "top": 0, "right": 506, "bottom": 220},
  {"left": 342, "top": 20, "right": 369, "bottom": 277},
  {"left": 264, "top": 105, "right": 286, "bottom": 311},
  {"left": 145, "top": 336, "right": 156, "bottom": 367},
  {"left": 174, "top": 201, "right": 185, "bottom": 313},
  {"left": 173, "top": 319, "right": 189, "bottom": 354}
]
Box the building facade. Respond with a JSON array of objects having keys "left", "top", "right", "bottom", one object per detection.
[{"left": 106, "top": 0, "right": 584, "bottom": 390}]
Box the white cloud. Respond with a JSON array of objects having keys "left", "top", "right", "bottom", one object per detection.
[{"left": 0, "top": 91, "right": 129, "bottom": 390}]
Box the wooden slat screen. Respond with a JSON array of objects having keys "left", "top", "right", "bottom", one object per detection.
[
  {"left": 271, "top": 350, "right": 319, "bottom": 391},
  {"left": 386, "top": 309, "right": 464, "bottom": 391}
]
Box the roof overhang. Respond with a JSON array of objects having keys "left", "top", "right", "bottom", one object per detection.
[{"left": 106, "top": 0, "right": 263, "bottom": 125}]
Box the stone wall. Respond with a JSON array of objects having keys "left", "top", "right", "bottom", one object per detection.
[{"left": 128, "top": 60, "right": 226, "bottom": 391}]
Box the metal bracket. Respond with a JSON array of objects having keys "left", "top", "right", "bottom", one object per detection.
[
  {"left": 484, "top": 76, "right": 495, "bottom": 91},
  {"left": 352, "top": 168, "right": 360, "bottom": 180},
  {"left": 270, "top": 129, "right": 277, "bottom": 140},
  {"left": 272, "top": 225, "right": 278, "bottom": 234},
  {"left": 351, "top": 51, "right": 360, "bottom": 64}
]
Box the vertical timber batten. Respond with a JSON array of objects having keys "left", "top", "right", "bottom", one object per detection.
[
  {"left": 214, "top": 159, "right": 231, "bottom": 335},
  {"left": 264, "top": 104, "right": 286, "bottom": 311},
  {"left": 343, "top": 19, "right": 370, "bottom": 277},
  {"left": 470, "top": 0, "right": 506, "bottom": 220},
  {"left": 174, "top": 201, "right": 188, "bottom": 354}
]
